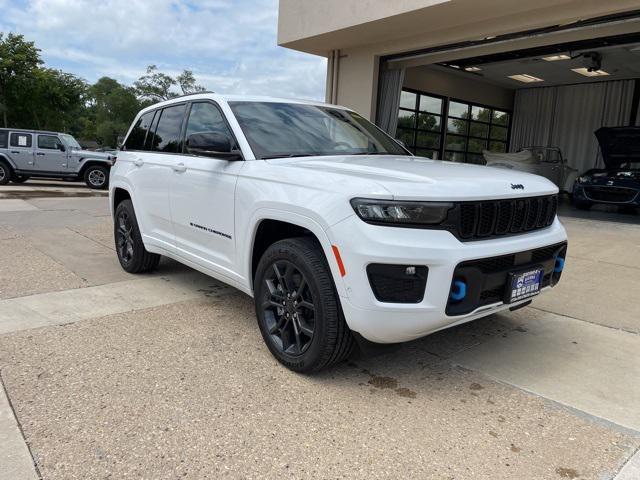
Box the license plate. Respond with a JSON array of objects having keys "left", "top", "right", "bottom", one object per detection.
[{"left": 505, "top": 267, "right": 543, "bottom": 304}]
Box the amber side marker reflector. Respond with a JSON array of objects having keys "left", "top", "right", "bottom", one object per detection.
[{"left": 332, "top": 245, "right": 346, "bottom": 277}]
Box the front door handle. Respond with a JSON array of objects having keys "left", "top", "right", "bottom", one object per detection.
[
  {"left": 134, "top": 159, "right": 144, "bottom": 167},
  {"left": 36, "top": 152, "right": 45, "bottom": 156},
  {"left": 172, "top": 162, "right": 187, "bottom": 173}
]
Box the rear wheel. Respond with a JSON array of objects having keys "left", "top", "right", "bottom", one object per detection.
[
  {"left": 254, "top": 237, "right": 353, "bottom": 372},
  {"left": 11, "top": 176, "right": 29, "bottom": 184},
  {"left": 0, "top": 162, "right": 11, "bottom": 185},
  {"left": 84, "top": 165, "right": 109, "bottom": 189},
  {"left": 114, "top": 199, "right": 160, "bottom": 273}
]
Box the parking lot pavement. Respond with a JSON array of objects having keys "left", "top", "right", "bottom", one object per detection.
[{"left": 1, "top": 184, "right": 639, "bottom": 479}]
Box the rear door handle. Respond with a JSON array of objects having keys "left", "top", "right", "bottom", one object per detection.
[
  {"left": 134, "top": 159, "right": 144, "bottom": 167},
  {"left": 10, "top": 151, "right": 19, "bottom": 154},
  {"left": 172, "top": 162, "right": 187, "bottom": 173}
]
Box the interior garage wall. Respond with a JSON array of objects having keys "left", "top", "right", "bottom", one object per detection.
[
  {"left": 511, "top": 80, "right": 636, "bottom": 172},
  {"left": 403, "top": 66, "right": 515, "bottom": 110}
]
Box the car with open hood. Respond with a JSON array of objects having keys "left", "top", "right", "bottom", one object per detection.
[{"left": 572, "top": 127, "right": 640, "bottom": 211}]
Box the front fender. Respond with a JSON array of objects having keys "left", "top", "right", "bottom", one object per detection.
[
  {"left": 0, "top": 154, "right": 17, "bottom": 170},
  {"left": 243, "top": 208, "right": 347, "bottom": 298}
]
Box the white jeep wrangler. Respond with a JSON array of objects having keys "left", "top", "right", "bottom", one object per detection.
[{"left": 110, "top": 93, "right": 568, "bottom": 372}]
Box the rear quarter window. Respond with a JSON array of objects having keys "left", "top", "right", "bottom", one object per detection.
[
  {"left": 10, "top": 133, "right": 32, "bottom": 148},
  {"left": 124, "top": 111, "right": 154, "bottom": 151},
  {"left": 0, "top": 131, "right": 7, "bottom": 148},
  {"left": 151, "top": 104, "right": 187, "bottom": 153}
]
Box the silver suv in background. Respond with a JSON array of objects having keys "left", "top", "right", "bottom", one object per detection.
[{"left": 0, "top": 128, "right": 116, "bottom": 189}]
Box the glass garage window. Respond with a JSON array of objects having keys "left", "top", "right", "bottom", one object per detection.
[
  {"left": 395, "top": 89, "right": 444, "bottom": 159},
  {"left": 396, "top": 89, "right": 511, "bottom": 163}
]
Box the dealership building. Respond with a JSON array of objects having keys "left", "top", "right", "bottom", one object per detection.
[{"left": 278, "top": 0, "right": 640, "bottom": 178}]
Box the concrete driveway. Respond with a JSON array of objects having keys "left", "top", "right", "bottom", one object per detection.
[{"left": 1, "top": 181, "right": 639, "bottom": 480}]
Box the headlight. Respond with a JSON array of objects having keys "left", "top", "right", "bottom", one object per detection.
[
  {"left": 350, "top": 198, "right": 453, "bottom": 226},
  {"left": 576, "top": 176, "right": 589, "bottom": 184}
]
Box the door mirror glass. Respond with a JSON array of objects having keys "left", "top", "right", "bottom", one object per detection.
[
  {"left": 186, "top": 132, "right": 241, "bottom": 160},
  {"left": 57, "top": 142, "right": 66, "bottom": 152}
]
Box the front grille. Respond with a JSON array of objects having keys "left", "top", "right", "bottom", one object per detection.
[
  {"left": 583, "top": 186, "right": 638, "bottom": 203},
  {"left": 442, "top": 195, "right": 557, "bottom": 241},
  {"left": 446, "top": 242, "right": 567, "bottom": 316}
]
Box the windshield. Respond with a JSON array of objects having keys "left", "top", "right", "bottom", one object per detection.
[
  {"left": 229, "top": 101, "right": 410, "bottom": 159},
  {"left": 60, "top": 134, "right": 81, "bottom": 149}
]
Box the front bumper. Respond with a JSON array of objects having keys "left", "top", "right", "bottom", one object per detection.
[
  {"left": 574, "top": 183, "right": 640, "bottom": 206},
  {"left": 328, "top": 215, "right": 568, "bottom": 343}
]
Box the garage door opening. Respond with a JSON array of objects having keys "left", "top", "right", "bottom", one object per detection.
[{"left": 376, "top": 33, "right": 640, "bottom": 222}]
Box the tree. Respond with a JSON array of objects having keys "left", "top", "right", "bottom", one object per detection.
[
  {"left": 9, "top": 68, "right": 87, "bottom": 133},
  {"left": 87, "top": 77, "right": 141, "bottom": 146},
  {"left": 0, "top": 33, "right": 42, "bottom": 127},
  {"left": 134, "top": 65, "right": 206, "bottom": 101},
  {"left": 134, "top": 64, "right": 177, "bottom": 101},
  {"left": 177, "top": 70, "right": 206, "bottom": 95}
]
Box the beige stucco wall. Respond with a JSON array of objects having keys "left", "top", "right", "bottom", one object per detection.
[
  {"left": 279, "top": 0, "right": 640, "bottom": 120},
  {"left": 403, "top": 66, "right": 514, "bottom": 111},
  {"left": 278, "top": 0, "right": 449, "bottom": 47}
]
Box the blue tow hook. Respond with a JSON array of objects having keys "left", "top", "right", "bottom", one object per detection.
[
  {"left": 554, "top": 257, "right": 565, "bottom": 273},
  {"left": 450, "top": 280, "right": 467, "bottom": 302}
]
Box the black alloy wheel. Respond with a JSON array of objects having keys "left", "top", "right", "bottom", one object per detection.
[
  {"left": 116, "top": 209, "right": 135, "bottom": 266},
  {"left": 261, "top": 260, "right": 316, "bottom": 356},
  {"left": 254, "top": 237, "right": 354, "bottom": 372},
  {"left": 113, "top": 199, "right": 160, "bottom": 273}
]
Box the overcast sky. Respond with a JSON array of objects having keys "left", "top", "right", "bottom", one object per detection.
[{"left": 0, "top": 0, "right": 327, "bottom": 100}]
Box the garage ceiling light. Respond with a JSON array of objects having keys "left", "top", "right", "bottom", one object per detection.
[
  {"left": 508, "top": 74, "right": 544, "bottom": 83},
  {"left": 464, "top": 66, "right": 482, "bottom": 72},
  {"left": 571, "top": 67, "right": 610, "bottom": 77},
  {"left": 542, "top": 54, "right": 571, "bottom": 61}
]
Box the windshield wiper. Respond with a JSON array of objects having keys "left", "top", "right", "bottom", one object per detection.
[{"left": 260, "top": 153, "right": 317, "bottom": 160}]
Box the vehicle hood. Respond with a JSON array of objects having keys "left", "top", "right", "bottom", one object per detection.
[
  {"left": 267, "top": 155, "right": 558, "bottom": 200},
  {"left": 580, "top": 168, "right": 640, "bottom": 186},
  {"left": 595, "top": 127, "right": 640, "bottom": 169}
]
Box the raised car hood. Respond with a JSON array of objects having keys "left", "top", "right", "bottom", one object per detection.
[
  {"left": 268, "top": 155, "right": 557, "bottom": 200},
  {"left": 595, "top": 127, "right": 640, "bottom": 169}
]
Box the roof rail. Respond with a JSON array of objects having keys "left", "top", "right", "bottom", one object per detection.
[{"left": 172, "top": 91, "right": 215, "bottom": 100}]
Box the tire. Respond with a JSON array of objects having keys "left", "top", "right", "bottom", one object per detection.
[
  {"left": 84, "top": 165, "right": 109, "bottom": 189},
  {"left": 114, "top": 199, "right": 160, "bottom": 273},
  {"left": 573, "top": 199, "right": 592, "bottom": 211},
  {"left": 254, "top": 237, "right": 354, "bottom": 372},
  {"left": 11, "top": 176, "right": 29, "bottom": 184},
  {"left": 0, "top": 161, "right": 11, "bottom": 185}
]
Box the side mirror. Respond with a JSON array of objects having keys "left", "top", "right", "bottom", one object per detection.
[
  {"left": 57, "top": 143, "right": 66, "bottom": 152},
  {"left": 186, "top": 132, "right": 242, "bottom": 160}
]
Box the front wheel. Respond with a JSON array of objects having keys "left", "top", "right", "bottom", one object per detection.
[
  {"left": 254, "top": 237, "right": 354, "bottom": 372},
  {"left": 84, "top": 165, "right": 109, "bottom": 189},
  {"left": 114, "top": 200, "right": 160, "bottom": 273}
]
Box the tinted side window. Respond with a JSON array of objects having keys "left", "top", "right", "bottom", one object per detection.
[
  {"left": 10, "top": 133, "right": 33, "bottom": 148},
  {"left": 38, "top": 135, "right": 63, "bottom": 150},
  {"left": 185, "top": 102, "right": 237, "bottom": 148},
  {"left": 124, "top": 111, "right": 154, "bottom": 151},
  {"left": 0, "top": 131, "right": 7, "bottom": 149},
  {"left": 152, "top": 104, "right": 187, "bottom": 153},
  {"left": 145, "top": 111, "right": 161, "bottom": 151}
]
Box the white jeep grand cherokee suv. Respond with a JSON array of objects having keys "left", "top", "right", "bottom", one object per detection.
[{"left": 110, "top": 93, "right": 568, "bottom": 372}]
